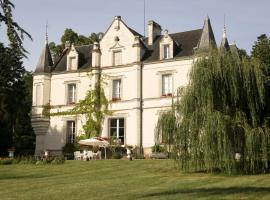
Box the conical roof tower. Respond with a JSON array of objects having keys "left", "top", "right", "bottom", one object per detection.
[
  {"left": 220, "top": 25, "right": 230, "bottom": 50},
  {"left": 198, "top": 16, "right": 216, "bottom": 51},
  {"left": 34, "top": 30, "right": 53, "bottom": 73}
]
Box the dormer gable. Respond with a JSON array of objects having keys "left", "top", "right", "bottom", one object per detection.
[
  {"left": 66, "top": 44, "right": 79, "bottom": 71},
  {"left": 159, "top": 30, "right": 174, "bottom": 60},
  {"left": 99, "top": 16, "right": 143, "bottom": 67}
]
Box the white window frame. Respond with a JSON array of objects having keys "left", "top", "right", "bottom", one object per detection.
[
  {"left": 67, "top": 83, "right": 77, "bottom": 105},
  {"left": 113, "top": 50, "right": 122, "bottom": 66},
  {"left": 112, "top": 79, "right": 121, "bottom": 101},
  {"left": 69, "top": 56, "right": 77, "bottom": 71},
  {"left": 109, "top": 118, "right": 125, "bottom": 145},
  {"left": 66, "top": 120, "right": 76, "bottom": 144},
  {"left": 163, "top": 44, "right": 170, "bottom": 59},
  {"left": 35, "top": 84, "right": 42, "bottom": 106},
  {"left": 162, "top": 74, "right": 173, "bottom": 96}
]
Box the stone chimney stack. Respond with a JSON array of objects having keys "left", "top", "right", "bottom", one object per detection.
[
  {"left": 148, "top": 20, "right": 162, "bottom": 45},
  {"left": 65, "top": 40, "right": 71, "bottom": 49},
  {"left": 92, "top": 42, "right": 101, "bottom": 67}
]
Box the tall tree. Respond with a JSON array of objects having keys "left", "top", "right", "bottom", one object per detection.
[
  {"left": 49, "top": 29, "right": 103, "bottom": 62},
  {"left": 251, "top": 34, "right": 270, "bottom": 70},
  {"left": 0, "top": 0, "right": 32, "bottom": 56},
  {"left": 0, "top": 1, "right": 33, "bottom": 155},
  {"left": 251, "top": 34, "right": 270, "bottom": 119},
  {"left": 157, "top": 48, "right": 269, "bottom": 174}
]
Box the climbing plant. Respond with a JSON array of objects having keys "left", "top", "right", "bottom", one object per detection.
[
  {"left": 46, "top": 73, "right": 111, "bottom": 138},
  {"left": 71, "top": 74, "right": 111, "bottom": 138},
  {"left": 156, "top": 48, "right": 270, "bottom": 174}
]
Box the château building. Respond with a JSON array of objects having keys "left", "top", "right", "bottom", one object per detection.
[{"left": 32, "top": 16, "right": 235, "bottom": 156}]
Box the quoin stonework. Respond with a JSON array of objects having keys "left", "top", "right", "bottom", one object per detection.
[{"left": 32, "top": 16, "right": 236, "bottom": 156}]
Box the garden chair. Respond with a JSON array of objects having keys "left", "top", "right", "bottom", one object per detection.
[{"left": 87, "top": 151, "right": 93, "bottom": 160}]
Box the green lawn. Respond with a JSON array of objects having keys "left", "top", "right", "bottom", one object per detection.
[{"left": 1, "top": 160, "right": 270, "bottom": 200}]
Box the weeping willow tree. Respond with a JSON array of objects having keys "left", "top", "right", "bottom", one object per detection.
[
  {"left": 155, "top": 109, "right": 176, "bottom": 156},
  {"left": 157, "top": 48, "right": 270, "bottom": 174}
]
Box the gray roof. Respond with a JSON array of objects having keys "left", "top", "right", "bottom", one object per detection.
[
  {"left": 53, "top": 45, "right": 93, "bottom": 72},
  {"left": 198, "top": 16, "right": 216, "bottom": 51},
  {"left": 142, "top": 29, "right": 203, "bottom": 62},
  {"left": 35, "top": 43, "right": 53, "bottom": 73},
  {"left": 48, "top": 18, "right": 216, "bottom": 73},
  {"left": 220, "top": 36, "right": 230, "bottom": 50}
]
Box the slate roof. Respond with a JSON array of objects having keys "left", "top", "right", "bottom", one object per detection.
[
  {"left": 35, "top": 43, "right": 53, "bottom": 74},
  {"left": 53, "top": 45, "right": 93, "bottom": 72},
  {"left": 50, "top": 29, "right": 203, "bottom": 73},
  {"left": 142, "top": 29, "right": 203, "bottom": 62}
]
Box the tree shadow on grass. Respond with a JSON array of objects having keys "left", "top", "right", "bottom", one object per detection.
[
  {"left": 142, "top": 187, "right": 270, "bottom": 198},
  {"left": 0, "top": 174, "right": 52, "bottom": 180}
]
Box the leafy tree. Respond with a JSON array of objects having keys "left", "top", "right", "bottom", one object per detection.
[
  {"left": 157, "top": 48, "right": 269, "bottom": 174},
  {"left": 0, "top": 0, "right": 32, "bottom": 56},
  {"left": 49, "top": 29, "right": 103, "bottom": 62},
  {"left": 0, "top": 43, "right": 34, "bottom": 155},
  {"left": 251, "top": 34, "right": 270, "bottom": 70},
  {"left": 0, "top": 1, "right": 33, "bottom": 155},
  {"left": 155, "top": 109, "right": 176, "bottom": 156},
  {"left": 251, "top": 34, "right": 270, "bottom": 118}
]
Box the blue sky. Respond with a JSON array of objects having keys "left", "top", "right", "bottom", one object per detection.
[{"left": 3, "top": 0, "right": 270, "bottom": 71}]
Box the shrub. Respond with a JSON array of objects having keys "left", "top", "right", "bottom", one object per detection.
[
  {"left": 152, "top": 144, "right": 166, "bottom": 153},
  {"left": 51, "top": 157, "right": 65, "bottom": 165},
  {"left": 112, "top": 152, "right": 122, "bottom": 159},
  {"left": 0, "top": 158, "right": 13, "bottom": 165}
]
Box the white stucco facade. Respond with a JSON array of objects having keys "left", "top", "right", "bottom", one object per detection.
[{"left": 32, "top": 16, "right": 217, "bottom": 155}]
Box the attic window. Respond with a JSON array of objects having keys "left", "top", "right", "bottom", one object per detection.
[
  {"left": 163, "top": 45, "right": 170, "bottom": 59},
  {"left": 69, "top": 57, "right": 77, "bottom": 70}
]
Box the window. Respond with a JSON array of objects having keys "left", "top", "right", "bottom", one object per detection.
[
  {"left": 69, "top": 57, "right": 77, "bottom": 70},
  {"left": 110, "top": 118, "right": 125, "bottom": 145},
  {"left": 162, "top": 74, "right": 172, "bottom": 96},
  {"left": 163, "top": 45, "right": 170, "bottom": 59},
  {"left": 113, "top": 51, "right": 122, "bottom": 66},
  {"left": 36, "top": 84, "right": 42, "bottom": 106},
  {"left": 67, "top": 84, "right": 76, "bottom": 105},
  {"left": 112, "top": 79, "right": 121, "bottom": 101},
  {"left": 67, "top": 121, "right": 76, "bottom": 144}
]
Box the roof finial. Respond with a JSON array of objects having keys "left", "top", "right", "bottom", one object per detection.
[
  {"left": 45, "top": 21, "right": 48, "bottom": 44},
  {"left": 223, "top": 14, "right": 227, "bottom": 39}
]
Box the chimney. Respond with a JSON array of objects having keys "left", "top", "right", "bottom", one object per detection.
[
  {"left": 92, "top": 42, "right": 101, "bottom": 67},
  {"left": 114, "top": 16, "right": 121, "bottom": 30},
  {"left": 65, "top": 40, "right": 71, "bottom": 49},
  {"left": 148, "top": 20, "right": 162, "bottom": 45}
]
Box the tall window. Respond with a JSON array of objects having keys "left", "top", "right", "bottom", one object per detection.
[
  {"left": 110, "top": 118, "right": 125, "bottom": 145},
  {"left": 69, "top": 57, "right": 77, "bottom": 70},
  {"left": 36, "top": 84, "right": 41, "bottom": 106},
  {"left": 112, "top": 79, "right": 121, "bottom": 101},
  {"left": 113, "top": 51, "right": 122, "bottom": 66},
  {"left": 67, "top": 121, "right": 76, "bottom": 144},
  {"left": 163, "top": 45, "right": 170, "bottom": 59},
  {"left": 162, "top": 74, "right": 172, "bottom": 96},
  {"left": 67, "top": 84, "right": 76, "bottom": 105}
]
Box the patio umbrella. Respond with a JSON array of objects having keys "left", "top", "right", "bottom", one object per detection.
[{"left": 78, "top": 137, "right": 110, "bottom": 159}]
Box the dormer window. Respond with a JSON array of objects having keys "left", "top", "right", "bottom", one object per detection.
[
  {"left": 67, "top": 44, "right": 78, "bottom": 71},
  {"left": 160, "top": 31, "right": 173, "bottom": 60},
  {"left": 69, "top": 56, "right": 77, "bottom": 70},
  {"left": 163, "top": 45, "right": 170, "bottom": 59},
  {"left": 113, "top": 51, "right": 122, "bottom": 66}
]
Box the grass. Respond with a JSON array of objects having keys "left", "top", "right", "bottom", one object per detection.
[{"left": 0, "top": 160, "right": 270, "bottom": 200}]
